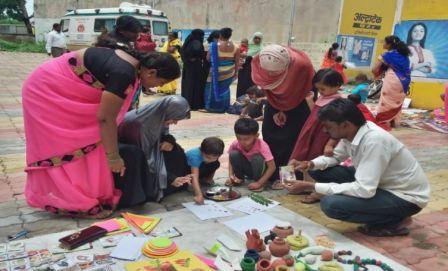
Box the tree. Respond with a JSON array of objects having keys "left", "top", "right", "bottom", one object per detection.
[{"left": 0, "top": 0, "right": 33, "bottom": 35}]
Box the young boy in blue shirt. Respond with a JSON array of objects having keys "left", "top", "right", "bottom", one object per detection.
[
  {"left": 351, "top": 73, "right": 369, "bottom": 103},
  {"left": 186, "top": 137, "right": 225, "bottom": 204}
]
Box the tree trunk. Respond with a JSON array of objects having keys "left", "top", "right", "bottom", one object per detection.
[{"left": 16, "top": 0, "right": 33, "bottom": 35}]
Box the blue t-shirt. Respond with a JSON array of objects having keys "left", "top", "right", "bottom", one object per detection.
[
  {"left": 351, "top": 83, "right": 369, "bottom": 103},
  {"left": 186, "top": 147, "right": 204, "bottom": 168}
]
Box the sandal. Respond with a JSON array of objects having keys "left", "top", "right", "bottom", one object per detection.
[
  {"left": 248, "top": 184, "right": 265, "bottom": 193},
  {"left": 225, "top": 178, "right": 244, "bottom": 187},
  {"left": 357, "top": 225, "right": 410, "bottom": 237},
  {"left": 271, "top": 181, "right": 284, "bottom": 190},
  {"left": 300, "top": 193, "right": 322, "bottom": 204}
]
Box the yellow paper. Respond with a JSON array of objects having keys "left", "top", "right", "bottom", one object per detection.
[{"left": 125, "top": 250, "right": 213, "bottom": 271}]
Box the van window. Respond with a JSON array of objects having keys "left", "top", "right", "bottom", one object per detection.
[
  {"left": 60, "top": 19, "right": 70, "bottom": 32},
  {"left": 94, "top": 19, "right": 116, "bottom": 33},
  {"left": 152, "top": 21, "right": 168, "bottom": 36},
  {"left": 138, "top": 20, "right": 151, "bottom": 28}
]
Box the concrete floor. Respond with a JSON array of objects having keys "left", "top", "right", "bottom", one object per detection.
[{"left": 0, "top": 52, "right": 448, "bottom": 270}]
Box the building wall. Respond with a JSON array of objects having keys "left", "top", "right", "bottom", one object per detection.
[
  {"left": 153, "top": 0, "right": 341, "bottom": 44},
  {"left": 34, "top": 0, "right": 341, "bottom": 44}
]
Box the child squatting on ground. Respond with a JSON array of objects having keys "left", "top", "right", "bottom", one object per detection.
[
  {"left": 226, "top": 118, "right": 276, "bottom": 192},
  {"left": 186, "top": 137, "right": 225, "bottom": 204}
]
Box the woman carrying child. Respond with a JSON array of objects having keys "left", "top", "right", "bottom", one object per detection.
[
  {"left": 287, "top": 69, "right": 341, "bottom": 203},
  {"left": 251, "top": 44, "right": 315, "bottom": 189}
]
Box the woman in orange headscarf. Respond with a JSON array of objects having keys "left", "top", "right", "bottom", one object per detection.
[{"left": 252, "top": 44, "right": 315, "bottom": 189}]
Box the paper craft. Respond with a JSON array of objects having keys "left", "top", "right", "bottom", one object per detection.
[
  {"left": 222, "top": 212, "right": 281, "bottom": 236},
  {"left": 0, "top": 254, "right": 7, "bottom": 262},
  {"left": 216, "top": 233, "right": 241, "bottom": 251},
  {"left": 99, "top": 234, "right": 128, "bottom": 248},
  {"left": 195, "top": 254, "right": 217, "bottom": 269},
  {"left": 122, "top": 213, "right": 161, "bottom": 234},
  {"left": 93, "top": 219, "right": 122, "bottom": 232},
  {"left": 93, "top": 254, "right": 115, "bottom": 266},
  {"left": 125, "top": 250, "right": 213, "bottom": 271},
  {"left": 227, "top": 197, "right": 280, "bottom": 215},
  {"left": 214, "top": 255, "right": 239, "bottom": 271},
  {"left": 51, "top": 258, "right": 79, "bottom": 271},
  {"left": 86, "top": 266, "right": 112, "bottom": 271},
  {"left": 182, "top": 200, "right": 233, "bottom": 221},
  {"left": 7, "top": 251, "right": 28, "bottom": 260},
  {"left": 7, "top": 242, "right": 24, "bottom": 252},
  {"left": 50, "top": 243, "right": 92, "bottom": 254},
  {"left": 150, "top": 227, "right": 182, "bottom": 239},
  {"left": 9, "top": 258, "right": 30, "bottom": 270},
  {"left": 110, "top": 236, "right": 147, "bottom": 261}
]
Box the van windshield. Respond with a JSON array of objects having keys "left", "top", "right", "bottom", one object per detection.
[{"left": 152, "top": 21, "right": 168, "bottom": 36}]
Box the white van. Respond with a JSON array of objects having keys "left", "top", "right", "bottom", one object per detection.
[{"left": 60, "top": 2, "right": 170, "bottom": 51}]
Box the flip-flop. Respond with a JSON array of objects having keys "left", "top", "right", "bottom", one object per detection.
[
  {"left": 249, "top": 186, "right": 264, "bottom": 193},
  {"left": 271, "top": 181, "right": 284, "bottom": 190},
  {"left": 357, "top": 225, "right": 410, "bottom": 237},
  {"left": 224, "top": 179, "right": 244, "bottom": 187},
  {"left": 300, "top": 194, "right": 321, "bottom": 204}
]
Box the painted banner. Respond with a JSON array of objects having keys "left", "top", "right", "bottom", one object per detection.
[
  {"left": 337, "top": 35, "right": 376, "bottom": 67},
  {"left": 394, "top": 20, "right": 448, "bottom": 79}
]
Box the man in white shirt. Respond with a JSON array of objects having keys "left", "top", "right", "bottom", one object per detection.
[
  {"left": 287, "top": 98, "right": 430, "bottom": 237},
  {"left": 46, "top": 23, "right": 67, "bottom": 58}
]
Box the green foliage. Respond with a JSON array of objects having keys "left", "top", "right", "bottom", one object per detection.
[
  {"left": 249, "top": 193, "right": 273, "bottom": 206},
  {"left": 0, "top": 39, "right": 46, "bottom": 53},
  {"left": 0, "top": 0, "right": 25, "bottom": 21}
]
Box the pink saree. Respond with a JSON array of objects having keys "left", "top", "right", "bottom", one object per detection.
[
  {"left": 22, "top": 52, "right": 136, "bottom": 215},
  {"left": 376, "top": 69, "right": 405, "bottom": 130}
]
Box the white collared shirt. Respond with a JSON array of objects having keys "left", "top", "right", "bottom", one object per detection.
[
  {"left": 46, "top": 30, "right": 67, "bottom": 53},
  {"left": 313, "top": 121, "right": 430, "bottom": 208}
]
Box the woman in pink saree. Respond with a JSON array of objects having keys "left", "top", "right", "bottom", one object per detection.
[
  {"left": 372, "top": 36, "right": 411, "bottom": 130},
  {"left": 22, "top": 34, "right": 180, "bottom": 218}
]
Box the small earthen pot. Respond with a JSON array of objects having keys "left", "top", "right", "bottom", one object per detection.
[
  {"left": 321, "top": 249, "right": 334, "bottom": 261},
  {"left": 256, "top": 259, "right": 273, "bottom": 271},
  {"left": 283, "top": 255, "right": 295, "bottom": 267},
  {"left": 269, "top": 237, "right": 290, "bottom": 257},
  {"left": 259, "top": 250, "right": 272, "bottom": 261},
  {"left": 275, "top": 265, "right": 289, "bottom": 271},
  {"left": 271, "top": 258, "right": 287, "bottom": 269},
  {"left": 240, "top": 257, "right": 256, "bottom": 271},
  {"left": 271, "top": 222, "right": 294, "bottom": 238}
]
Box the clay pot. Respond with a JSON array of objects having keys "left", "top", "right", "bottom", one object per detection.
[
  {"left": 268, "top": 237, "right": 290, "bottom": 257},
  {"left": 256, "top": 259, "right": 273, "bottom": 271},
  {"left": 283, "top": 255, "right": 294, "bottom": 267},
  {"left": 286, "top": 231, "right": 309, "bottom": 251},
  {"left": 321, "top": 249, "right": 333, "bottom": 261},
  {"left": 244, "top": 249, "right": 260, "bottom": 263},
  {"left": 259, "top": 250, "right": 272, "bottom": 261},
  {"left": 271, "top": 222, "right": 294, "bottom": 238},
  {"left": 275, "top": 265, "right": 289, "bottom": 271},
  {"left": 271, "top": 258, "right": 286, "bottom": 269},
  {"left": 245, "top": 229, "right": 266, "bottom": 252},
  {"left": 240, "top": 257, "right": 255, "bottom": 271}
]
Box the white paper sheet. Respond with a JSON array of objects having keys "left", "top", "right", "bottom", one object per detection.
[
  {"left": 227, "top": 196, "right": 280, "bottom": 215},
  {"left": 182, "top": 200, "right": 233, "bottom": 220},
  {"left": 222, "top": 212, "right": 281, "bottom": 236},
  {"left": 110, "top": 236, "right": 147, "bottom": 261}
]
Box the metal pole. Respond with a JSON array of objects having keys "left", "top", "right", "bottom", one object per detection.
[{"left": 287, "top": 0, "right": 297, "bottom": 46}]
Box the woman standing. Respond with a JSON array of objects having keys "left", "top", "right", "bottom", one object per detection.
[
  {"left": 321, "top": 42, "right": 339, "bottom": 68},
  {"left": 204, "top": 27, "right": 240, "bottom": 113},
  {"left": 236, "top": 32, "right": 263, "bottom": 97},
  {"left": 22, "top": 32, "right": 181, "bottom": 217},
  {"left": 406, "top": 23, "right": 436, "bottom": 77},
  {"left": 180, "top": 29, "right": 206, "bottom": 110},
  {"left": 158, "top": 32, "right": 182, "bottom": 95},
  {"left": 372, "top": 35, "right": 411, "bottom": 130},
  {"left": 252, "top": 44, "right": 315, "bottom": 188},
  {"left": 117, "top": 96, "right": 190, "bottom": 206}
]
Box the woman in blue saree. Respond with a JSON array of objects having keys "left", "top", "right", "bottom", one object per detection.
[{"left": 204, "top": 28, "right": 240, "bottom": 113}]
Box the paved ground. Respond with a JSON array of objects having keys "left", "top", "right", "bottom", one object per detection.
[{"left": 0, "top": 51, "right": 448, "bottom": 270}]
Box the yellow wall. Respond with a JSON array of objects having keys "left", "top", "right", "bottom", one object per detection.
[
  {"left": 339, "top": 0, "right": 397, "bottom": 60},
  {"left": 401, "top": 0, "right": 448, "bottom": 109}
]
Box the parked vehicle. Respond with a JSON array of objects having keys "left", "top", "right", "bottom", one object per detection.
[{"left": 60, "top": 2, "right": 170, "bottom": 51}]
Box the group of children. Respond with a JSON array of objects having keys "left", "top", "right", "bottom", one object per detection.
[{"left": 160, "top": 67, "right": 379, "bottom": 205}]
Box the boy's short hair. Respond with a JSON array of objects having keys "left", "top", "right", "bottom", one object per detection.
[
  {"left": 161, "top": 134, "right": 177, "bottom": 145},
  {"left": 200, "top": 137, "right": 224, "bottom": 156},
  {"left": 335, "top": 56, "right": 343, "bottom": 62},
  {"left": 234, "top": 118, "right": 259, "bottom": 135},
  {"left": 355, "top": 73, "right": 368, "bottom": 82}
]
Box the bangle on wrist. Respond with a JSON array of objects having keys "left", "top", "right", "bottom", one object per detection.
[{"left": 106, "top": 151, "right": 120, "bottom": 160}]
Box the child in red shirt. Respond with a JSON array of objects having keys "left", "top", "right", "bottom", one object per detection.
[{"left": 331, "top": 56, "right": 348, "bottom": 84}]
